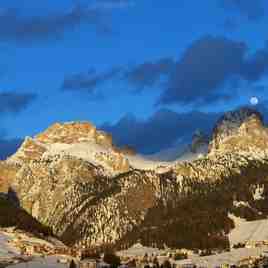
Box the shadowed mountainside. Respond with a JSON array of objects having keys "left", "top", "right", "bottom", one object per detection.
[{"left": 0, "top": 192, "right": 53, "bottom": 237}]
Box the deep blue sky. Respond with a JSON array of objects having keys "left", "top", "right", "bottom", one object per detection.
[{"left": 0, "top": 0, "right": 268, "bottom": 156}]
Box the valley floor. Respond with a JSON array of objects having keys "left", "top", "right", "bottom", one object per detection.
[
  {"left": 3, "top": 219, "right": 268, "bottom": 268},
  {"left": 174, "top": 246, "right": 268, "bottom": 267},
  {"left": 229, "top": 219, "right": 268, "bottom": 247},
  {"left": 0, "top": 228, "right": 71, "bottom": 268}
]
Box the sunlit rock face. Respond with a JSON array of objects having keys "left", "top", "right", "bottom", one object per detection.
[
  {"left": 2, "top": 108, "right": 268, "bottom": 250},
  {"left": 35, "top": 122, "right": 97, "bottom": 144},
  {"left": 0, "top": 162, "right": 19, "bottom": 192},
  {"left": 209, "top": 107, "right": 265, "bottom": 152},
  {"left": 8, "top": 122, "right": 130, "bottom": 174}
]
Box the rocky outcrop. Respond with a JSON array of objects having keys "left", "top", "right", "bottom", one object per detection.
[
  {"left": 1, "top": 108, "right": 268, "bottom": 250},
  {"left": 35, "top": 122, "right": 97, "bottom": 144},
  {"left": 0, "top": 162, "right": 20, "bottom": 192},
  {"left": 209, "top": 107, "right": 264, "bottom": 152},
  {"left": 8, "top": 122, "right": 130, "bottom": 175}
]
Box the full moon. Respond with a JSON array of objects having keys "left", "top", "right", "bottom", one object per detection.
[{"left": 250, "top": 96, "right": 259, "bottom": 106}]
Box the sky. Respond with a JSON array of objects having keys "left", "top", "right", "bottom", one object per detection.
[{"left": 0, "top": 0, "right": 268, "bottom": 157}]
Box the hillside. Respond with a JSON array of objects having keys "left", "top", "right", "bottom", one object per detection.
[
  {"left": 1, "top": 107, "right": 268, "bottom": 251},
  {"left": 0, "top": 194, "right": 52, "bottom": 237}
]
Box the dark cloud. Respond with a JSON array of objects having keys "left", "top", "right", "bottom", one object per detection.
[
  {"left": 62, "top": 36, "right": 268, "bottom": 105},
  {"left": 241, "top": 44, "right": 268, "bottom": 81},
  {"left": 158, "top": 36, "right": 268, "bottom": 106},
  {"left": 0, "top": 91, "right": 34, "bottom": 158},
  {"left": 61, "top": 58, "right": 175, "bottom": 94},
  {"left": 0, "top": 138, "right": 22, "bottom": 160},
  {"left": 102, "top": 103, "right": 268, "bottom": 154},
  {"left": 61, "top": 67, "right": 122, "bottom": 94},
  {"left": 0, "top": 92, "right": 37, "bottom": 113},
  {"left": 102, "top": 109, "right": 220, "bottom": 154},
  {"left": 159, "top": 36, "right": 246, "bottom": 105},
  {"left": 0, "top": 5, "right": 107, "bottom": 43},
  {"left": 220, "top": 0, "right": 265, "bottom": 21},
  {"left": 124, "top": 58, "right": 176, "bottom": 89}
]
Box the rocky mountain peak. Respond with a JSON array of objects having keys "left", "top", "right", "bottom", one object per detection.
[
  {"left": 32, "top": 121, "right": 117, "bottom": 150},
  {"left": 8, "top": 121, "right": 130, "bottom": 174},
  {"left": 36, "top": 121, "right": 101, "bottom": 144},
  {"left": 2, "top": 107, "right": 268, "bottom": 251},
  {"left": 209, "top": 107, "right": 265, "bottom": 152}
]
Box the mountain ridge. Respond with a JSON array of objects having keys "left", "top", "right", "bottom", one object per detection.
[{"left": 1, "top": 107, "right": 268, "bottom": 250}]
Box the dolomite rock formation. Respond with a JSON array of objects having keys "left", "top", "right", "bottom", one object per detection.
[
  {"left": 9, "top": 122, "right": 130, "bottom": 174},
  {"left": 209, "top": 107, "right": 264, "bottom": 152},
  {"left": 1, "top": 107, "right": 268, "bottom": 250}
]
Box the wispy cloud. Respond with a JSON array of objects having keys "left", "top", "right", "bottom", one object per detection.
[
  {"left": 0, "top": 92, "right": 37, "bottom": 113},
  {"left": 158, "top": 36, "right": 268, "bottom": 106},
  {"left": 61, "top": 36, "right": 268, "bottom": 106},
  {"left": 124, "top": 58, "right": 176, "bottom": 90},
  {"left": 61, "top": 58, "right": 175, "bottom": 96},
  {"left": 0, "top": 4, "right": 109, "bottom": 43},
  {"left": 61, "top": 67, "right": 123, "bottom": 95}
]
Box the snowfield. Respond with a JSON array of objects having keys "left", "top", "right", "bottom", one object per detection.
[
  {"left": 175, "top": 247, "right": 268, "bottom": 267},
  {"left": 0, "top": 231, "right": 20, "bottom": 258},
  {"left": 10, "top": 256, "right": 68, "bottom": 268},
  {"left": 40, "top": 140, "right": 206, "bottom": 176},
  {"left": 0, "top": 229, "right": 70, "bottom": 268},
  {"left": 229, "top": 219, "right": 268, "bottom": 246}
]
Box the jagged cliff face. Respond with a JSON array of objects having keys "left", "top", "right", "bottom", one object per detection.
[
  {"left": 1, "top": 108, "right": 268, "bottom": 250},
  {"left": 209, "top": 107, "right": 265, "bottom": 152},
  {"left": 9, "top": 122, "right": 130, "bottom": 174},
  {"left": 211, "top": 116, "right": 268, "bottom": 153}
]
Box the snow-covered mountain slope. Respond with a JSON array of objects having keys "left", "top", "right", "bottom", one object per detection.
[
  {"left": 6, "top": 121, "right": 211, "bottom": 179},
  {"left": 0, "top": 228, "right": 69, "bottom": 268},
  {"left": 7, "top": 122, "right": 182, "bottom": 176},
  {"left": 148, "top": 140, "right": 189, "bottom": 161},
  {"left": 229, "top": 219, "right": 268, "bottom": 246},
  {"left": 148, "top": 143, "right": 208, "bottom": 162},
  {"left": 148, "top": 130, "right": 209, "bottom": 162},
  {"left": 0, "top": 231, "right": 20, "bottom": 259},
  {"left": 2, "top": 107, "right": 268, "bottom": 251},
  {"left": 7, "top": 122, "right": 131, "bottom": 176}
]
